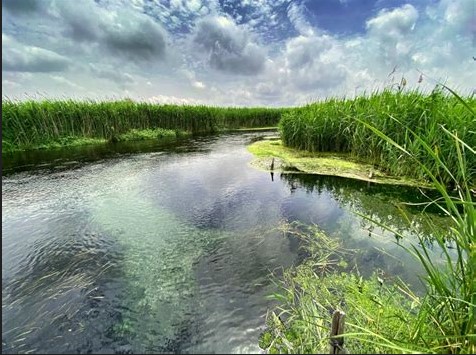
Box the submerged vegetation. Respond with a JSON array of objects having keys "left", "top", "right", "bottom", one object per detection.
[
  {"left": 2, "top": 99, "right": 284, "bottom": 152},
  {"left": 260, "top": 224, "right": 441, "bottom": 354},
  {"left": 261, "top": 90, "right": 475, "bottom": 354},
  {"left": 280, "top": 88, "right": 475, "bottom": 187}
]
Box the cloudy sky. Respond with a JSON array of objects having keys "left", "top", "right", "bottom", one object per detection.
[{"left": 2, "top": 0, "right": 475, "bottom": 106}]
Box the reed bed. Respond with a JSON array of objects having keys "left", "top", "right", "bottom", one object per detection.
[
  {"left": 2, "top": 99, "right": 284, "bottom": 152},
  {"left": 279, "top": 88, "right": 476, "bottom": 186},
  {"left": 262, "top": 91, "right": 475, "bottom": 353}
]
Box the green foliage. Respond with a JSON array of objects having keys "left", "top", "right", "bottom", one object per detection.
[
  {"left": 115, "top": 128, "right": 184, "bottom": 142},
  {"left": 262, "top": 218, "right": 473, "bottom": 353},
  {"left": 355, "top": 111, "right": 476, "bottom": 353},
  {"left": 265, "top": 89, "right": 475, "bottom": 354},
  {"left": 1, "top": 99, "right": 285, "bottom": 152},
  {"left": 279, "top": 88, "right": 476, "bottom": 187},
  {"left": 260, "top": 224, "right": 432, "bottom": 354}
]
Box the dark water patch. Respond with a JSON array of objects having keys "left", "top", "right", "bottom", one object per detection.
[{"left": 1, "top": 133, "right": 220, "bottom": 176}]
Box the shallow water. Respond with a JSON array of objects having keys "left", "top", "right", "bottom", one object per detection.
[{"left": 2, "top": 132, "right": 445, "bottom": 353}]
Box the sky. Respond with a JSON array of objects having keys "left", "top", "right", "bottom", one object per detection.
[{"left": 2, "top": 0, "right": 475, "bottom": 106}]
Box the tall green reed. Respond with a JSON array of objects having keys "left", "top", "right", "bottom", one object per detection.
[
  {"left": 350, "top": 98, "right": 475, "bottom": 352},
  {"left": 279, "top": 88, "right": 476, "bottom": 187},
  {"left": 263, "top": 87, "right": 475, "bottom": 354},
  {"left": 2, "top": 99, "right": 285, "bottom": 152}
]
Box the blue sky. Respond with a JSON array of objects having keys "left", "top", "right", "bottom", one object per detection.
[{"left": 2, "top": 0, "right": 475, "bottom": 106}]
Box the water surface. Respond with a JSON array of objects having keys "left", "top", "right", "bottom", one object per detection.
[{"left": 2, "top": 132, "right": 445, "bottom": 353}]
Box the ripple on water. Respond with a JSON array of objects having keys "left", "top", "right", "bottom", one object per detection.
[{"left": 2, "top": 132, "right": 446, "bottom": 353}]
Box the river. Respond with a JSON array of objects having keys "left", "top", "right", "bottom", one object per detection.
[{"left": 2, "top": 131, "right": 444, "bottom": 353}]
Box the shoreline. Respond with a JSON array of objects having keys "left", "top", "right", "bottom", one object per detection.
[{"left": 247, "top": 139, "right": 431, "bottom": 188}]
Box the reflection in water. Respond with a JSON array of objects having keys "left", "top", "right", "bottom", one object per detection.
[
  {"left": 2, "top": 132, "right": 448, "bottom": 353},
  {"left": 280, "top": 173, "right": 446, "bottom": 238}
]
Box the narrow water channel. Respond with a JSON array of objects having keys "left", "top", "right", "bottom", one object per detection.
[{"left": 2, "top": 131, "right": 445, "bottom": 353}]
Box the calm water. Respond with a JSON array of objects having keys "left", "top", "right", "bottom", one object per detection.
[{"left": 2, "top": 132, "right": 444, "bottom": 354}]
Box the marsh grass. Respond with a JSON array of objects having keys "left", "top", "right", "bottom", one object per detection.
[
  {"left": 279, "top": 88, "right": 476, "bottom": 187},
  {"left": 262, "top": 88, "right": 475, "bottom": 354},
  {"left": 2, "top": 99, "right": 284, "bottom": 152}
]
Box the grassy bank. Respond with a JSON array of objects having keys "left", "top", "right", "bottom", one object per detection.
[
  {"left": 2, "top": 99, "right": 285, "bottom": 152},
  {"left": 261, "top": 100, "right": 475, "bottom": 353},
  {"left": 279, "top": 88, "right": 476, "bottom": 187}
]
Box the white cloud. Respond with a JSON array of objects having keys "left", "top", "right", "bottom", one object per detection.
[
  {"left": 193, "top": 15, "right": 266, "bottom": 75},
  {"left": 147, "top": 94, "right": 204, "bottom": 105},
  {"left": 2, "top": 34, "right": 70, "bottom": 72},
  {"left": 366, "top": 4, "right": 419, "bottom": 39},
  {"left": 192, "top": 81, "right": 206, "bottom": 89},
  {"left": 52, "top": 0, "right": 169, "bottom": 62},
  {"left": 2, "top": 0, "right": 475, "bottom": 105},
  {"left": 101, "top": 11, "right": 168, "bottom": 61},
  {"left": 287, "top": 2, "right": 315, "bottom": 36}
]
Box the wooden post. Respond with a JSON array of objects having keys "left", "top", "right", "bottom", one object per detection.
[
  {"left": 329, "top": 309, "right": 346, "bottom": 354},
  {"left": 270, "top": 157, "right": 275, "bottom": 171}
]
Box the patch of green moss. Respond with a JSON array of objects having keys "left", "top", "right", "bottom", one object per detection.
[{"left": 247, "top": 140, "right": 429, "bottom": 187}]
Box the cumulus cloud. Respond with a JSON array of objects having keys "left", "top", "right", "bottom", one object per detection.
[
  {"left": 56, "top": 1, "right": 168, "bottom": 61},
  {"left": 364, "top": 5, "right": 419, "bottom": 67},
  {"left": 276, "top": 34, "right": 347, "bottom": 92},
  {"left": 56, "top": 1, "right": 102, "bottom": 42},
  {"left": 366, "top": 4, "right": 419, "bottom": 38},
  {"left": 284, "top": 35, "right": 333, "bottom": 69},
  {"left": 2, "top": 0, "right": 475, "bottom": 104},
  {"left": 2, "top": 35, "right": 70, "bottom": 72},
  {"left": 101, "top": 12, "right": 168, "bottom": 61},
  {"left": 193, "top": 16, "right": 266, "bottom": 75}
]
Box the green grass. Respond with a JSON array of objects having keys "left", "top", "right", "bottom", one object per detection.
[
  {"left": 260, "top": 224, "right": 440, "bottom": 354},
  {"left": 262, "top": 88, "right": 475, "bottom": 354},
  {"left": 279, "top": 88, "right": 476, "bottom": 187},
  {"left": 2, "top": 99, "right": 286, "bottom": 152},
  {"left": 115, "top": 128, "right": 187, "bottom": 142}
]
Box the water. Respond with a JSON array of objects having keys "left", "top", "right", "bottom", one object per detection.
[{"left": 2, "top": 132, "right": 445, "bottom": 353}]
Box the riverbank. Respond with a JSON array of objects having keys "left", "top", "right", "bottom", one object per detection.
[
  {"left": 247, "top": 139, "right": 428, "bottom": 187},
  {"left": 2, "top": 99, "right": 285, "bottom": 153},
  {"left": 2, "top": 127, "right": 190, "bottom": 153},
  {"left": 279, "top": 88, "right": 475, "bottom": 187},
  {"left": 258, "top": 90, "right": 475, "bottom": 353}
]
